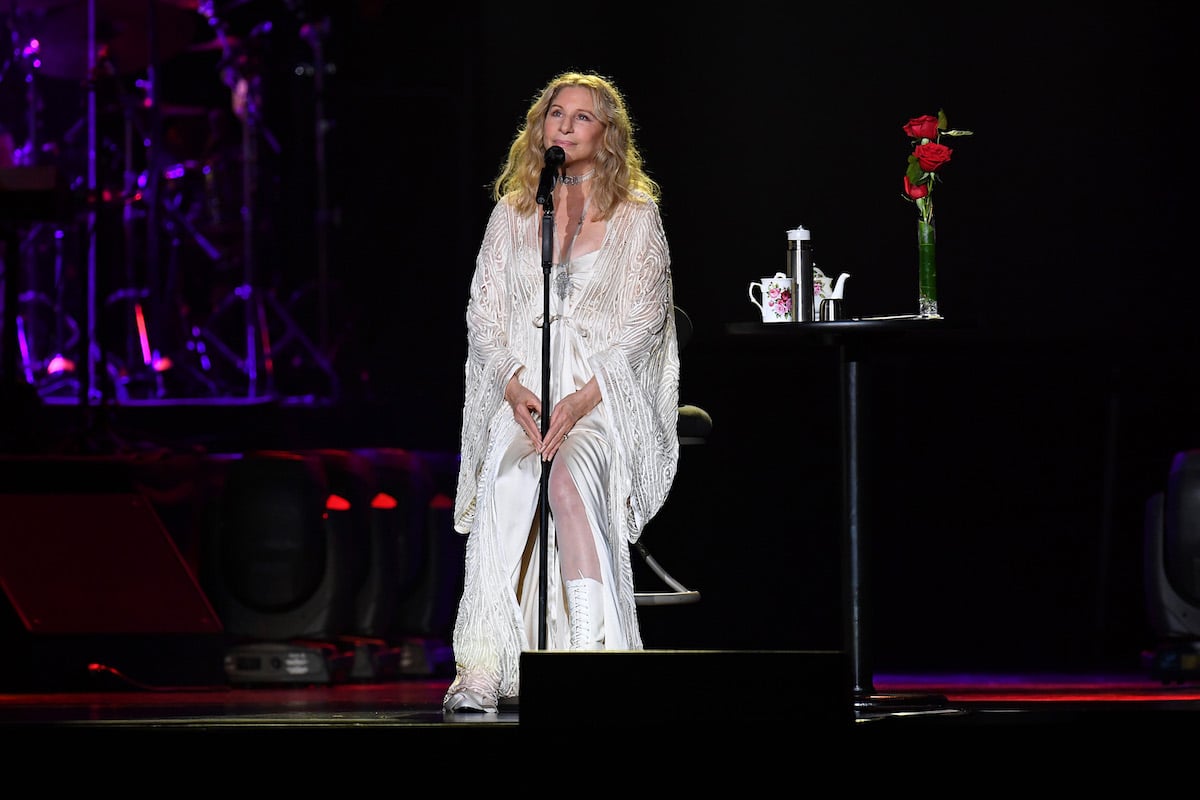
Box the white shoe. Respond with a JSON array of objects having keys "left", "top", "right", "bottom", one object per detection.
[{"left": 443, "top": 668, "right": 499, "bottom": 714}]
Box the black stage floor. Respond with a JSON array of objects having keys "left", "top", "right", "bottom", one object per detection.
[
  {"left": 3, "top": 668, "right": 1199, "bottom": 734},
  {"left": 4, "top": 666, "right": 1200, "bottom": 783}
]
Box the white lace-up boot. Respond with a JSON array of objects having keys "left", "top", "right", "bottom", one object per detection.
[{"left": 566, "top": 577, "right": 605, "bottom": 650}]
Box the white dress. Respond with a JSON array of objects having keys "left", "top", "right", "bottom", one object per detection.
[{"left": 450, "top": 195, "right": 679, "bottom": 702}]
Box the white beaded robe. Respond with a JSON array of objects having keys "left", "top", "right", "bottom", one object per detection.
[{"left": 451, "top": 191, "right": 679, "bottom": 700}]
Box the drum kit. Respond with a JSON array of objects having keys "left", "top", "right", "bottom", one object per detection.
[{"left": 1, "top": 0, "right": 336, "bottom": 407}]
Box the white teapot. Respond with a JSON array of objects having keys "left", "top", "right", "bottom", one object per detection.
[{"left": 812, "top": 267, "right": 850, "bottom": 316}]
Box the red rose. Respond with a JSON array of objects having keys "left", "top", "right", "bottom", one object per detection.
[
  {"left": 903, "top": 115, "right": 940, "bottom": 141},
  {"left": 914, "top": 142, "right": 953, "bottom": 173},
  {"left": 903, "top": 175, "right": 929, "bottom": 199}
]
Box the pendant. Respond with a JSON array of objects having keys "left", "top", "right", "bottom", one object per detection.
[{"left": 554, "top": 265, "right": 573, "bottom": 301}]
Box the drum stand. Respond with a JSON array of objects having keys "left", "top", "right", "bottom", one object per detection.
[
  {"left": 105, "top": 72, "right": 226, "bottom": 401},
  {"left": 195, "top": 11, "right": 337, "bottom": 402},
  {"left": 15, "top": 224, "right": 82, "bottom": 399},
  {"left": 2, "top": 19, "right": 80, "bottom": 402},
  {"left": 301, "top": 15, "right": 333, "bottom": 356}
]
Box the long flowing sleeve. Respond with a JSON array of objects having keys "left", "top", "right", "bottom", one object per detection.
[
  {"left": 584, "top": 198, "right": 679, "bottom": 544},
  {"left": 454, "top": 200, "right": 527, "bottom": 534}
]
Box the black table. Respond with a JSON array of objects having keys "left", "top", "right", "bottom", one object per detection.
[{"left": 725, "top": 316, "right": 955, "bottom": 713}]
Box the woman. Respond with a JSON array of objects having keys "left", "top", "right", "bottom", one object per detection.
[{"left": 444, "top": 71, "right": 679, "bottom": 713}]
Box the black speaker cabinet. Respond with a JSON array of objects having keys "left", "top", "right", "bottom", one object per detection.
[{"left": 199, "top": 451, "right": 360, "bottom": 644}]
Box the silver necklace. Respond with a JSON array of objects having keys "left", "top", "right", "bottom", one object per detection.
[
  {"left": 559, "top": 169, "right": 594, "bottom": 186},
  {"left": 554, "top": 195, "right": 591, "bottom": 301}
]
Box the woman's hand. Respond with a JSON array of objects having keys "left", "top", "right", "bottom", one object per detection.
[
  {"left": 506, "top": 374, "right": 543, "bottom": 451},
  {"left": 541, "top": 379, "right": 601, "bottom": 462}
]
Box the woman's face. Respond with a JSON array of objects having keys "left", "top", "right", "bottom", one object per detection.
[{"left": 543, "top": 86, "right": 603, "bottom": 169}]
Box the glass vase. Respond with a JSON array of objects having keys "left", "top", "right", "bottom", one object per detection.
[{"left": 917, "top": 219, "right": 939, "bottom": 318}]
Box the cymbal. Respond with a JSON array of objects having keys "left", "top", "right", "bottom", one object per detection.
[{"left": 25, "top": 0, "right": 200, "bottom": 80}]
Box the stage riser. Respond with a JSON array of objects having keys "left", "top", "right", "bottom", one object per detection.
[{"left": 519, "top": 650, "right": 852, "bottom": 728}]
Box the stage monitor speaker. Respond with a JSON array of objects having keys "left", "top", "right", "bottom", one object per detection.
[
  {"left": 519, "top": 649, "right": 852, "bottom": 730},
  {"left": 198, "top": 451, "right": 359, "bottom": 644},
  {"left": 0, "top": 492, "right": 225, "bottom": 690}
]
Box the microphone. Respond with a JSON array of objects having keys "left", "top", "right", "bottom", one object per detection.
[{"left": 536, "top": 146, "right": 565, "bottom": 206}]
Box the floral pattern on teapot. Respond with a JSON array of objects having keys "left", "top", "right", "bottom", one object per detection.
[{"left": 812, "top": 267, "right": 850, "bottom": 304}]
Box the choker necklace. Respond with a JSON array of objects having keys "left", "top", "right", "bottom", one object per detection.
[{"left": 559, "top": 169, "right": 594, "bottom": 186}]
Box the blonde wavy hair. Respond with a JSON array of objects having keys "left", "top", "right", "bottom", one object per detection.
[{"left": 492, "top": 71, "right": 660, "bottom": 220}]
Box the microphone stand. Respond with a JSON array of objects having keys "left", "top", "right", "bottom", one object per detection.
[{"left": 537, "top": 185, "right": 554, "bottom": 651}]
